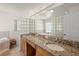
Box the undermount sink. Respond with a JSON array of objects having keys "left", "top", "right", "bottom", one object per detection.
[{"left": 46, "top": 43, "right": 64, "bottom": 51}]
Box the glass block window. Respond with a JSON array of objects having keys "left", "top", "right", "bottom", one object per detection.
[
  {"left": 52, "top": 16, "right": 63, "bottom": 37},
  {"left": 15, "top": 19, "right": 29, "bottom": 34},
  {"left": 29, "top": 19, "right": 35, "bottom": 33},
  {"left": 35, "top": 20, "right": 44, "bottom": 33},
  {"left": 45, "top": 22, "right": 52, "bottom": 33},
  {"left": 44, "top": 16, "right": 63, "bottom": 37}
]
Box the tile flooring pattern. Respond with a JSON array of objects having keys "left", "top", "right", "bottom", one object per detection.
[{"left": 7, "top": 47, "right": 23, "bottom": 56}]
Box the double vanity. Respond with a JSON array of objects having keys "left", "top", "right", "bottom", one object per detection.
[{"left": 20, "top": 34, "right": 79, "bottom": 56}]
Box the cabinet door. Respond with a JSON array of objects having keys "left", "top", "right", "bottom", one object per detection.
[
  {"left": 20, "top": 38, "right": 27, "bottom": 55},
  {"left": 20, "top": 38, "right": 24, "bottom": 55},
  {"left": 36, "top": 51, "right": 43, "bottom": 56},
  {"left": 24, "top": 41, "right": 28, "bottom": 56},
  {"left": 20, "top": 38, "right": 23, "bottom": 53},
  {"left": 27, "top": 43, "right": 36, "bottom": 56},
  {"left": 20, "top": 37, "right": 36, "bottom": 56}
]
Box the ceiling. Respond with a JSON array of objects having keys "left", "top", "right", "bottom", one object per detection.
[
  {"left": 53, "top": 3, "right": 79, "bottom": 10},
  {"left": 0, "top": 3, "right": 52, "bottom": 18},
  {"left": 31, "top": 3, "right": 79, "bottom": 19},
  {"left": 0, "top": 3, "right": 49, "bottom": 11},
  {"left": 0, "top": 3, "right": 78, "bottom": 19}
]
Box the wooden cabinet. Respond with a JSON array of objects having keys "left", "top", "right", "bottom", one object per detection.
[
  {"left": 20, "top": 37, "right": 27, "bottom": 56},
  {"left": 20, "top": 37, "right": 36, "bottom": 56},
  {"left": 26, "top": 40, "right": 36, "bottom": 49},
  {"left": 36, "top": 46, "right": 52, "bottom": 56},
  {"left": 20, "top": 36, "right": 53, "bottom": 56},
  {"left": 27, "top": 43, "right": 36, "bottom": 56}
]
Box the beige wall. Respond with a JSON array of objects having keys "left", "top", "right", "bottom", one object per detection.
[{"left": 63, "top": 5, "right": 79, "bottom": 42}]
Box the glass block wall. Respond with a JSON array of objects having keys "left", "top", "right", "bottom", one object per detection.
[
  {"left": 29, "top": 19, "right": 35, "bottom": 33},
  {"left": 15, "top": 16, "right": 63, "bottom": 37},
  {"left": 51, "top": 16, "right": 64, "bottom": 37},
  {"left": 35, "top": 19, "right": 44, "bottom": 33},
  {"left": 16, "top": 18, "right": 29, "bottom": 34}
]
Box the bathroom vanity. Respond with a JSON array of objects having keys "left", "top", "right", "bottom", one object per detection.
[
  {"left": 20, "top": 34, "right": 79, "bottom": 56},
  {"left": 20, "top": 35, "right": 52, "bottom": 56}
]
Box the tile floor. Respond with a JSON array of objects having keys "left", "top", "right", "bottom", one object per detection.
[{"left": 7, "top": 47, "right": 23, "bottom": 56}]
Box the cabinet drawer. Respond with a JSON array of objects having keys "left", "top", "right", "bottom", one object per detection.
[{"left": 36, "top": 46, "right": 52, "bottom": 56}]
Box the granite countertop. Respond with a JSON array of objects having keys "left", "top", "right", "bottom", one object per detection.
[{"left": 22, "top": 35, "right": 79, "bottom": 56}]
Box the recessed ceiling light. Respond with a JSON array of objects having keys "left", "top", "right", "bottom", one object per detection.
[{"left": 50, "top": 10, "right": 54, "bottom": 12}]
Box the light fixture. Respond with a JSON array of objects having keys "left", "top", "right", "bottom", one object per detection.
[{"left": 50, "top": 10, "right": 54, "bottom": 12}]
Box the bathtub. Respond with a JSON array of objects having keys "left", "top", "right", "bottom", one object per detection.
[{"left": 0, "top": 37, "right": 10, "bottom": 56}]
